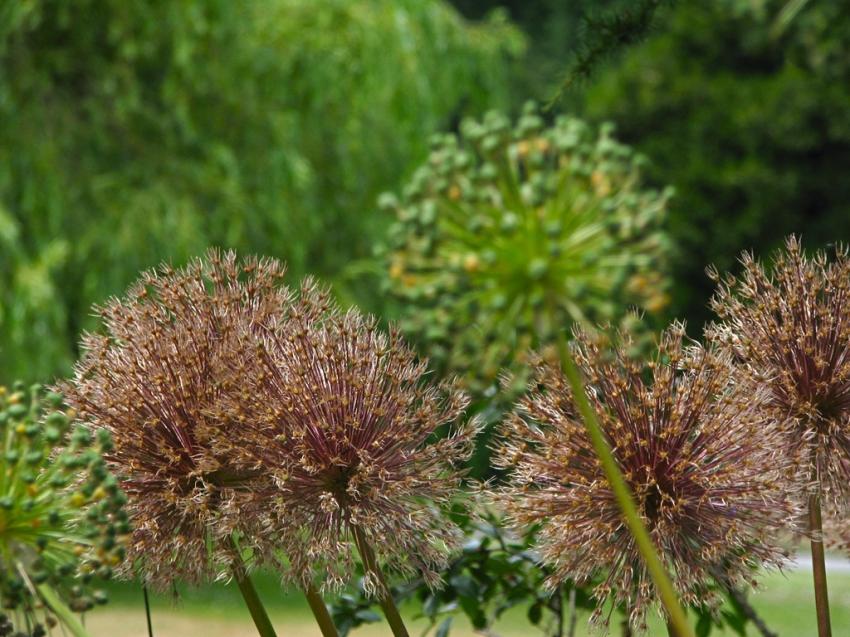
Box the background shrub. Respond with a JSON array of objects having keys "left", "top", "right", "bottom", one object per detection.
[
  {"left": 0, "top": 0, "right": 522, "bottom": 381},
  {"left": 581, "top": 0, "right": 850, "bottom": 326}
]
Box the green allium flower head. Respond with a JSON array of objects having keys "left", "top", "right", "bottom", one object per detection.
[
  {"left": 0, "top": 383, "right": 127, "bottom": 636},
  {"left": 382, "top": 102, "right": 672, "bottom": 393}
]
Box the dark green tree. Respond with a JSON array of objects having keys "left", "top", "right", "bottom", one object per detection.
[{"left": 582, "top": 0, "right": 850, "bottom": 327}]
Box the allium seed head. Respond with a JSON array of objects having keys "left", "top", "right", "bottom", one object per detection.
[
  {"left": 382, "top": 102, "right": 671, "bottom": 394},
  {"left": 493, "top": 325, "right": 795, "bottom": 631},
  {"left": 60, "top": 250, "right": 295, "bottom": 588},
  {"left": 0, "top": 383, "right": 127, "bottom": 635},
  {"left": 708, "top": 236, "right": 850, "bottom": 504},
  {"left": 217, "top": 300, "right": 475, "bottom": 594}
]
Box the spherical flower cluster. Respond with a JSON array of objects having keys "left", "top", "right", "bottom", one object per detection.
[
  {"left": 708, "top": 236, "right": 850, "bottom": 504},
  {"left": 215, "top": 300, "right": 475, "bottom": 593},
  {"left": 60, "top": 251, "right": 294, "bottom": 588},
  {"left": 62, "top": 249, "right": 474, "bottom": 599},
  {"left": 0, "top": 383, "right": 127, "bottom": 636},
  {"left": 381, "top": 102, "right": 672, "bottom": 392},
  {"left": 492, "top": 326, "right": 795, "bottom": 631}
]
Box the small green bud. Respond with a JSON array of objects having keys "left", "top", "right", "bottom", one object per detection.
[
  {"left": 46, "top": 392, "right": 64, "bottom": 408},
  {"left": 527, "top": 258, "right": 548, "bottom": 280},
  {"left": 71, "top": 427, "right": 93, "bottom": 446},
  {"left": 500, "top": 212, "right": 519, "bottom": 233},
  {"left": 45, "top": 412, "right": 68, "bottom": 429},
  {"left": 7, "top": 404, "right": 27, "bottom": 420}
]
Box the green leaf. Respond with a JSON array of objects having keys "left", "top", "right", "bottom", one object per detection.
[
  {"left": 458, "top": 594, "right": 487, "bottom": 629},
  {"left": 354, "top": 609, "right": 381, "bottom": 623},
  {"left": 695, "top": 613, "right": 713, "bottom": 637},
  {"left": 435, "top": 616, "right": 453, "bottom": 637},
  {"left": 450, "top": 574, "right": 477, "bottom": 599},
  {"left": 527, "top": 601, "right": 543, "bottom": 625},
  {"left": 720, "top": 610, "right": 746, "bottom": 636}
]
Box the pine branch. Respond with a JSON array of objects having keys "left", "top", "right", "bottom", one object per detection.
[{"left": 549, "top": 0, "right": 677, "bottom": 106}]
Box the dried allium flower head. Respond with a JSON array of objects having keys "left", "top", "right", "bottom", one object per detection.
[
  {"left": 59, "top": 250, "right": 295, "bottom": 588},
  {"left": 217, "top": 302, "right": 474, "bottom": 593},
  {"left": 708, "top": 236, "right": 850, "bottom": 503},
  {"left": 0, "top": 383, "right": 128, "bottom": 636},
  {"left": 493, "top": 325, "right": 794, "bottom": 630},
  {"left": 381, "top": 102, "right": 671, "bottom": 393}
]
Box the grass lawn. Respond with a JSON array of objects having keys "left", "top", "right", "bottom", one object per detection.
[{"left": 82, "top": 566, "right": 850, "bottom": 636}]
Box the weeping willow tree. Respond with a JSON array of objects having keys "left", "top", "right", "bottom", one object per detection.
[{"left": 0, "top": 0, "right": 523, "bottom": 382}]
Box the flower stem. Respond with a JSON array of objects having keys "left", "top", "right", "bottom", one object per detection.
[
  {"left": 303, "top": 583, "right": 340, "bottom": 637},
  {"left": 227, "top": 537, "right": 278, "bottom": 637},
  {"left": 566, "top": 587, "right": 577, "bottom": 637},
  {"left": 143, "top": 585, "right": 155, "bottom": 637},
  {"left": 36, "top": 583, "right": 92, "bottom": 637},
  {"left": 809, "top": 491, "right": 832, "bottom": 637},
  {"left": 556, "top": 335, "right": 694, "bottom": 637},
  {"left": 352, "top": 525, "right": 410, "bottom": 637}
]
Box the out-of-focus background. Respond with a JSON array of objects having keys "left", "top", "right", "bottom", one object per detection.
[
  {"left": 3, "top": 0, "right": 850, "bottom": 635},
  {"left": 3, "top": 0, "right": 850, "bottom": 383}
]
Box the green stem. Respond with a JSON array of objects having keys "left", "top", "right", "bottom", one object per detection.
[
  {"left": 36, "top": 583, "right": 92, "bottom": 637},
  {"left": 555, "top": 335, "right": 694, "bottom": 637},
  {"left": 303, "top": 583, "right": 339, "bottom": 637},
  {"left": 809, "top": 491, "right": 832, "bottom": 637},
  {"left": 228, "top": 537, "right": 278, "bottom": 637},
  {"left": 566, "top": 587, "right": 577, "bottom": 637},
  {"left": 352, "top": 526, "right": 410, "bottom": 637}
]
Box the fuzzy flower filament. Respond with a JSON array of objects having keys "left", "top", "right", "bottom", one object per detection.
[
  {"left": 217, "top": 299, "right": 475, "bottom": 595},
  {"left": 708, "top": 236, "right": 850, "bottom": 503},
  {"left": 494, "top": 326, "right": 794, "bottom": 631},
  {"left": 60, "top": 251, "right": 295, "bottom": 589}
]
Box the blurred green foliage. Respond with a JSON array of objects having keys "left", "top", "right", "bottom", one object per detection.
[
  {"left": 449, "top": 0, "right": 636, "bottom": 99},
  {"left": 582, "top": 0, "right": 850, "bottom": 327},
  {"left": 0, "top": 0, "right": 522, "bottom": 382},
  {"left": 331, "top": 510, "right": 597, "bottom": 637}
]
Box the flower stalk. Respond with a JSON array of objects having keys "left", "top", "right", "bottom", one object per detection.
[
  {"left": 352, "top": 526, "right": 410, "bottom": 637},
  {"left": 303, "top": 583, "right": 340, "bottom": 637},
  {"left": 228, "top": 538, "right": 278, "bottom": 637},
  {"left": 809, "top": 490, "right": 832, "bottom": 637},
  {"left": 554, "top": 334, "right": 694, "bottom": 637}
]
